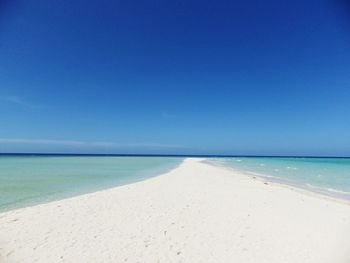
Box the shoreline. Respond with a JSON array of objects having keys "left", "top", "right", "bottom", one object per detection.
[
  {"left": 2, "top": 157, "right": 349, "bottom": 214},
  {"left": 0, "top": 158, "right": 185, "bottom": 214},
  {"left": 205, "top": 159, "right": 350, "bottom": 206},
  {"left": 1, "top": 158, "right": 350, "bottom": 262},
  {"left": 3, "top": 157, "right": 349, "bottom": 215}
]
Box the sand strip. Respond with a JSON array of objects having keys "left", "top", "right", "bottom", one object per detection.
[{"left": 1, "top": 158, "right": 350, "bottom": 262}]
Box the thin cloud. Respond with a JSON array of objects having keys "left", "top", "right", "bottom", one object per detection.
[
  {"left": 0, "top": 96, "right": 38, "bottom": 108},
  {"left": 91, "top": 141, "right": 185, "bottom": 149},
  {"left": 0, "top": 138, "right": 186, "bottom": 149},
  {"left": 0, "top": 139, "right": 85, "bottom": 146}
]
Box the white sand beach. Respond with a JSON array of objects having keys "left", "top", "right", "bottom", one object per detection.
[{"left": 1, "top": 158, "right": 350, "bottom": 263}]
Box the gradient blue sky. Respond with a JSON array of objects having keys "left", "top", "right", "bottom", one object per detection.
[{"left": 1, "top": 0, "right": 350, "bottom": 155}]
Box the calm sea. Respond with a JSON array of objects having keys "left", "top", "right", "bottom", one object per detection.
[
  {"left": 2, "top": 155, "right": 349, "bottom": 212},
  {"left": 208, "top": 157, "right": 350, "bottom": 200},
  {"left": 0, "top": 155, "right": 183, "bottom": 212}
]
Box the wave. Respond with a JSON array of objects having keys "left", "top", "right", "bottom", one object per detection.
[
  {"left": 207, "top": 157, "right": 350, "bottom": 201},
  {"left": 243, "top": 170, "right": 279, "bottom": 179},
  {"left": 305, "top": 184, "right": 350, "bottom": 196}
]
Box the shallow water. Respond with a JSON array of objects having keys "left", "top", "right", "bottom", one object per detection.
[
  {"left": 209, "top": 157, "right": 350, "bottom": 199},
  {"left": 0, "top": 155, "right": 183, "bottom": 212}
]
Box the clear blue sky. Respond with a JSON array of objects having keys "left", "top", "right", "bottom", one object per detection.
[{"left": 1, "top": 0, "right": 350, "bottom": 155}]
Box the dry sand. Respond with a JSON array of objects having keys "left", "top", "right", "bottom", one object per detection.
[{"left": 1, "top": 158, "right": 350, "bottom": 262}]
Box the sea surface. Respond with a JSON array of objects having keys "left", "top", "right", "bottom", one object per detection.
[
  {"left": 2, "top": 155, "right": 350, "bottom": 212},
  {"left": 0, "top": 155, "right": 183, "bottom": 212},
  {"left": 208, "top": 157, "right": 350, "bottom": 200}
]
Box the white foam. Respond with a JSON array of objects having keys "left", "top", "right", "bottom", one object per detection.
[{"left": 305, "top": 184, "right": 350, "bottom": 196}]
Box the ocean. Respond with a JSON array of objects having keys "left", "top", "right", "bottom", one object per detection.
[
  {"left": 2, "top": 155, "right": 350, "bottom": 212},
  {"left": 208, "top": 157, "right": 350, "bottom": 200},
  {"left": 0, "top": 155, "right": 183, "bottom": 212}
]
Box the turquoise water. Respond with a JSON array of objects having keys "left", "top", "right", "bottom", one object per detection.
[
  {"left": 0, "top": 156, "right": 183, "bottom": 212},
  {"left": 209, "top": 157, "right": 350, "bottom": 199}
]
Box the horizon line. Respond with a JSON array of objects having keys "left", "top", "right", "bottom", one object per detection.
[{"left": 0, "top": 152, "right": 349, "bottom": 158}]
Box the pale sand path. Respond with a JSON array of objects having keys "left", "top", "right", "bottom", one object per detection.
[{"left": 1, "top": 158, "right": 350, "bottom": 262}]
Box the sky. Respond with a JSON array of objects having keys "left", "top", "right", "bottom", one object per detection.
[{"left": 0, "top": 0, "right": 350, "bottom": 156}]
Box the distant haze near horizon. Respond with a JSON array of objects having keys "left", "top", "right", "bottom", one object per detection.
[
  {"left": 1, "top": 153, "right": 350, "bottom": 158},
  {"left": 1, "top": 0, "right": 350, "bottom": 156}
]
